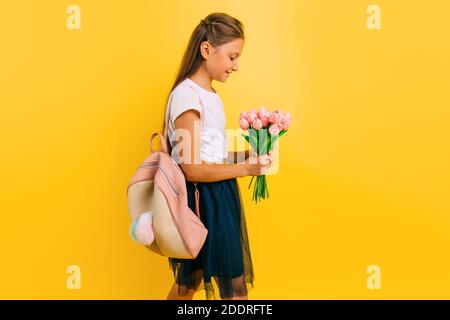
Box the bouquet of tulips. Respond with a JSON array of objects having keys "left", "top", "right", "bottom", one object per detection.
[{"left": 239, "top": 107, "right": 292, "bottom": 203}]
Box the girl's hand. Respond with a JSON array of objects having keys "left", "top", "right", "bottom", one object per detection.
[
  {"left": 250, "top": 150, "right": 275, "bottom": 165},
  {"left": 246, "top": 150, "right": 274, "bottom": 176}
]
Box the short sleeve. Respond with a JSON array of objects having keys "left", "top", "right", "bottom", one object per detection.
[{"left": 169, "top": 85, "right": 202, "bottom": 124}]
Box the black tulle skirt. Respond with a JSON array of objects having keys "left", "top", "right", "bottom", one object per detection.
[{"left": 168, "top": 177, "right": 254, "bottom": 300}]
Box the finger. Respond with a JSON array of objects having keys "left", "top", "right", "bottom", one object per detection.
[
  {"left": 258, "top": 155, "right": 270, "bottom": 165},
  {"left": 261, "top": 161, "right": 271, "bottom": 170},
  {"left": 261, "top": 166, "right": 270, "bottom": 175},
  {"left": 269, "top": 153, "right": 275, "bottom": 162}
]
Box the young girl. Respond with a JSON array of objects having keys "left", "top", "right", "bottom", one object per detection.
[{"left": 162, "top": 12, "right": 274, "bottom": 300}]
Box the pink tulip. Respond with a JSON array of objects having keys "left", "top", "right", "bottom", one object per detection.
[
  {"left": 276, "top": 109, "right": 286, "bottom": 124},
  {"left": 261, "top": 116, "right": 270, "bottom": 128},
  {"left": 268, "top": 123, "right": 281, "bottom": 136},
  {"left": 271, "top": 111, "right": 283, "bottom": 124},
  {"left": 281, "top": 118, "right": 291, "bottom": 130},
  {"left": 280, "top": 112, "right": 292, "bottom": 130},
  {"left": 240, "top": 111, "right": 250, "bottom": 123},
  {"left": 248, "top": 108, "right": 257, "bottom": 123},
  {"left": 256, "top": 108, "right": 269, "bottom": 128},
  {"left": 252, "top": 117, "right": 263, "bottom": 129},
  {"left": 239, "top": 117, "right": 250, "bottom": 130},
  {"left": 258, "top": 106, "right": 271, "bottom": 119}
]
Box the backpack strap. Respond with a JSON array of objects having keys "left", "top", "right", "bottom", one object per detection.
[{"left": 149, "top": 132, "right": 168, "bottom": 154}]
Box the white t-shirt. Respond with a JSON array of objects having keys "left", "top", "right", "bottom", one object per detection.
[{"left": 165, "top": 78, "right": 228, "bottom": 163}]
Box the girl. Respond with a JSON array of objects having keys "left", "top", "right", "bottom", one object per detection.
[{"left": 162, "top": 12, "right": 274, "bottom": 300}]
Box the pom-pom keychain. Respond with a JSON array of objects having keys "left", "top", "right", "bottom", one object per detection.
[{"left": 130, "top": 211, "right": 154, "bottom": 246}]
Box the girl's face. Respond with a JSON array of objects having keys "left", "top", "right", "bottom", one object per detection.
[{"left": 201, "top": 38, "right": 244, "bottom": 82}]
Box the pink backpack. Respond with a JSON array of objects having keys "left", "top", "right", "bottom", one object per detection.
[{"left": 127, "top": 85, "right": 207, "bottom": 259}]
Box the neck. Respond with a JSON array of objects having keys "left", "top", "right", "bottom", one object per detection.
[{"left": 189, "top": 67, "right": 215, "bottom": 93}]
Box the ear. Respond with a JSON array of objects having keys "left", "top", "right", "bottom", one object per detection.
[{"left": 200, "top": 41, "right": 214, "bottom": 59}]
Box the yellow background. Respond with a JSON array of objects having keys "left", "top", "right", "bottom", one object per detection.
[{"left": 1, "top": 0, "right": 449, "bottom": 299}]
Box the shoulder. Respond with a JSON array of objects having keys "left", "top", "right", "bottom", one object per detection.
[
  {"left": 169, "top": 84, "right": 202, "bottom": 121},
  {"left": 171, "top": 83, "right": 199, "bottom": 100},
  {"left": 170, "top": 84, "right": 201, "bottom": 108}
]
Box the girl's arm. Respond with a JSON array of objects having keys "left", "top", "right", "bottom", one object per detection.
[
  {"left": 182, "top": 162, "right": 248, "bottom": 182},
  {"left": 173, "top": 110, "right": 268, "bottom": 183}
]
